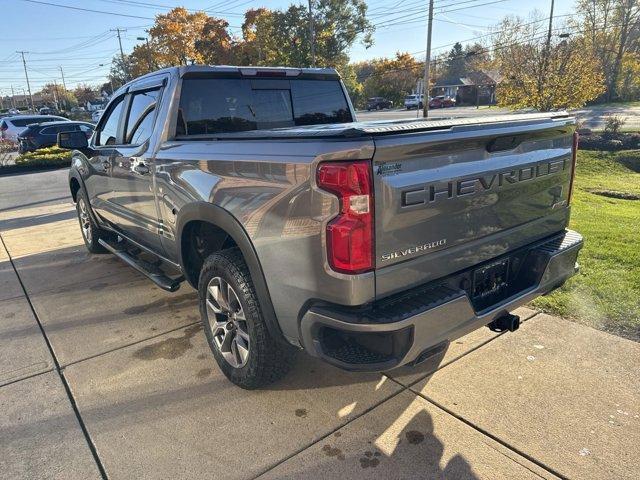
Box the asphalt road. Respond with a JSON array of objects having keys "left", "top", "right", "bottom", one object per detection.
[
  {"left": 0, "top": 167, "right": 69, "bottom": 211},
  {"left": 357, "top": 104, "right": 640, "bottom": 130}
]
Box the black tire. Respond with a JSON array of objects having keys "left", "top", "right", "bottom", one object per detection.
[
  {"left": 76, "top": 187, "right": 108, "bottom": 254},
  {"left": 199, "top": 248, "right": 295, "bottom": 389}
]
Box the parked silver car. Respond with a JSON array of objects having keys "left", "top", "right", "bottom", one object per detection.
[
  {"left": 0, "top": 114, "right": 68, "bottom": 143},
  {"left": 91, "top": 109, "right": 104, "bottom": 123},
  {"left": 404, "top": 94, "right": 425, "bottom": 109}
]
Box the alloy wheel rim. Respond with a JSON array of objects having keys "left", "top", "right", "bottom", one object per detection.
[
  {"left": 206, "top": 277, "right": 250, "bottom": 368},
  {"left": 78, "top": 198, "right": 92, "bottom": 240}
]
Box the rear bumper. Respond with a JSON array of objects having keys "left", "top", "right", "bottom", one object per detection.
[{"left": 300, "top": 229, "right": 583, "bottom": 371}]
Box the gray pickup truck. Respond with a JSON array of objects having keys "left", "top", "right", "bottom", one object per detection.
[{"left": 61, "top": 66, "right": 583, "bottom": 388}]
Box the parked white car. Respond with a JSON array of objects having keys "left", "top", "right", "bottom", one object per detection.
[
  {"left": 0, "top": 115, "right": 68, "bottom": 143},
  {"left": 91, "top": 109, "right": 104, "bottom": 123},
  {"left": 404, "top": 94, "right": 425, "bottom": 110}
]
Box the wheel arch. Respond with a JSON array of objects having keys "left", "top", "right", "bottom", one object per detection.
[
  {"left": 176, "top": 202, "right": 287, "bottom": 345},
  {"left": 69, "top": 171, "right": 82, "bottom": 203}
]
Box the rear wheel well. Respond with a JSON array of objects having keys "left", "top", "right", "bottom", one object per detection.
[
  {"left": 70, "top": 177, "right": 81, "bottom": 202},
  {"left": 181, "top": 220, "right": 238, "bottom": 287}
]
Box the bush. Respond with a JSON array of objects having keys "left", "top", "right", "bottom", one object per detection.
[
  {"left": 0, "top": 139, "right": 18, "bottom": 167},
  {"left": 605, "top": 139, "right": 624, "bottom": 150},
  {"left": 604, "top": 115, "right": 626, "bottom": 136},
  {"left": 14, "top": 146, "right": 72, "bottom": 167},
  {"left": 625, "top": 133, "right": 640, "bottom": 149},
  {"left": 579, "top": 132, "right": 638, "bottom": 151}
]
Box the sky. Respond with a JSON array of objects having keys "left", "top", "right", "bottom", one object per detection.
[{"left": 0, "top": 0, "right": 573, "bottom": 96}]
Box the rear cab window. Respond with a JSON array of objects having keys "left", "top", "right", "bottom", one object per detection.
[{"left": 177, "top": 77, "right": 352, "bottom": 136}]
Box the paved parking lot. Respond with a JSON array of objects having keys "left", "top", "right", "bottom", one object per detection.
[
  {"left": 1, "top": 169, "right": 639, "bottom": 479},
  {"left": 358, "top": 104, "right": 640, "bottom": 130}
]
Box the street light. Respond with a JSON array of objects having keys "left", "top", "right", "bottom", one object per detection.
[
  {"left": 137, "top": 36, "right": 153, "bottom": 71},
  {"left": 99, "top": 64, "right": 116, "bottom": 95}
]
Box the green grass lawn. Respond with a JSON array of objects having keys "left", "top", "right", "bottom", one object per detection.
[{"left": 532, "top": 150, "right": 640, "bottom": 341}]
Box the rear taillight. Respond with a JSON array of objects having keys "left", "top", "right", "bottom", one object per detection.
[
  {"left": 568, "top": 131, "right": 579, "bottom": 203},
  {"left": 317, "top": 161, "right": 374, "bottom": 274}
]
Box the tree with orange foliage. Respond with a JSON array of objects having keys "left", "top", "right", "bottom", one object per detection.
[
  {"left": 196, "top": 17, "right": 234, "bottom": 66},
  {"left": 148, "top": 7, "right": 208, "bottom": 66}
]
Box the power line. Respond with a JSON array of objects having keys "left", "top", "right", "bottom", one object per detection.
[
  {"left": 27, "top": 32, "right": 115, "bottom": 56},
  {"left": 15, "top": 0, "right": 154, "bottom": 20},
  {"left": 355, "top": 17, "right": 624, "bottom": 84}
]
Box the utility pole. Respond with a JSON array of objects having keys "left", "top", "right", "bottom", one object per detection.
[
  {"left": 53, "top": 79, "right": 62, "bottom": 111},
  {"left": 307, "top": 0, "right": 316, "bottom": 67},
  {"left": 111, "top": 28, "right": 128, "bottom": 80},
  {"left": 59, "top": 66, "right": 67, "bottom": 91},
  {"left": 545, "top": 0, "right": 555, "bottom": 52},
  {"left": 51, "top": 80, "right": 60, "bottom": 111},
  {"left": 17, "top": 51, "right": 34, "bottom": 112},
  {"left": 422, "top": 0, "right": 434, "bottom": 118},
  {"left": 538, "top": 0, "right": 555, "bottom": 102}
]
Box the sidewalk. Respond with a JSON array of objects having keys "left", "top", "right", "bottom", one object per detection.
[{"left": 1, "top": 169, "right": 638, "bottom": 479}]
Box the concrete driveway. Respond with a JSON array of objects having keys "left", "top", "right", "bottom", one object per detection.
[
  {"left": 1, "top": 169, "right": 638, "bottom": 479},
  {"left": 358, "top": 104, "right": 640, "bottom": 131}
]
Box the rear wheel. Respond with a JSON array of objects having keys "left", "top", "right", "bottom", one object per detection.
[
  {"left": 76, "top": 188, "right": 108, "bottom": 254},
  {"left": 199, "top": 248, "right": 295, "bottom": 389}
]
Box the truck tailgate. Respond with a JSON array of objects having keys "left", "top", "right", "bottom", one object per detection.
[{"left": 372, "top": 115, "right": 576, "bottom": 298}]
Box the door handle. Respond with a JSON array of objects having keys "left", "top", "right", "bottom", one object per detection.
[{"left": 133, "top": 163, "right": 150, "bottom": 175}]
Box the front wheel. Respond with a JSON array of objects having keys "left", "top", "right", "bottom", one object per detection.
[
  {"left": 76, "top": 188, "right": 108, "bottom": 253},
  {"left": 199, "top": 248, "right": 295, "bottom": 389}
]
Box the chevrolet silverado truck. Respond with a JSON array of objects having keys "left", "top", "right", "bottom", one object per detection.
[{"left": 60, "top": 66, "right": 583, "bottom": 389}]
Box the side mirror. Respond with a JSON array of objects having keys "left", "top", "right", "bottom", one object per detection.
[{"left": 58, "top": 130, "right": 88, "bottom": 149}]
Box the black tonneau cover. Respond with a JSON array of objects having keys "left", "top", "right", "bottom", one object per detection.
[{"left": 175, "top": 112, "right": 573, "bottom": 141}]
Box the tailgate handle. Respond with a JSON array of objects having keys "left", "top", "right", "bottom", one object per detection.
[{"left": 486, "top": 136, "right": 522, "bottom": 153}]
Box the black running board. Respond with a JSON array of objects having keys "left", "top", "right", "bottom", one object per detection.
[{"left": 98, "top": 238, "right": 184, "bottom": 292}]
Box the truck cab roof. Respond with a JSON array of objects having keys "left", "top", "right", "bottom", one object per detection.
[{"left": 123, "top": 65, "right": 339, "bottom": 85}]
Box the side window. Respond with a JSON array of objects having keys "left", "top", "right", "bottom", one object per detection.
[
  {"left": 43, "top": 125, "right": 73, "bottom": 135},
  {"left": 125, "top": 89, "right": 160, "bottom": 145},
  {"left": 97, "top": 96, "right": 125, "bottom": 146}
]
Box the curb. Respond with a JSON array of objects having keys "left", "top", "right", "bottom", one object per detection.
[{"left": 0, "top": 162, "right": 70, "bottom": 177}]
